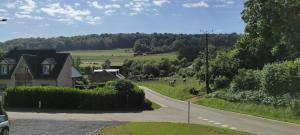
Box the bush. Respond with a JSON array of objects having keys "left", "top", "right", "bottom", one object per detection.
[
  {"left": 260, "top": 63, "right": 292, "bottom": 96},
  {"left": 111, "top": 80, "right": 135, "bottom": 92},
  {"left": 213, "top": 76, "right": 230, "bottom": 89},
  {"left": 290, "top": 99, "right": 300, "bottom": 116},
  {"left": 188, "top": 87, "right": 199, "bottom": 95},
  {"left": 5, "top": 83, "right": 146, "bottom": 110},
  {"left": 230, "top": 69, "right": 260, "bottom": 92}
]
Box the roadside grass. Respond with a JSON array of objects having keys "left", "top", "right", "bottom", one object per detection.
[
  {"left": 150, "top": 101, "right": 161, "bottom": 110},
  {"left": 140, "top": 78, "right": 300, "bottom": 124},
  {"left": 99, "top": 122, "right": 253, "bottom": 135},
  {"left": 64, "top": 49, "right": 177, "bottom": 67},
  {"left": 139, "top": 77, "right": 202, "bottom": 100},
  {"left": 196, "top": 98, "right": 300, "bottom": 124}
]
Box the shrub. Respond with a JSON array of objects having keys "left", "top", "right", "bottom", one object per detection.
[
  {"left": 230, "top": 69, "right": 260, "bottom": 92},
  {"left": 188, "top": 87, "right": 199, "bottom": 95},
  {"left": 5, "top": 84, "right": 146, "bottom": 110},
  {"left": 111, "top": 79, "right": 135, "bottom": 92},
  {"left": 260, "top": 63, "right": 292, "bottom": 96},
  {"left": 290, "top": 99, "right": 300, "bottom": 116},
  {"left": 213, "top": 76, "right": 230, "bottom": 89}
]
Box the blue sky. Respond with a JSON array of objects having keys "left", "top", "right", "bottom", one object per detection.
[{"left": 0, "top": 0, "right": 246, "bottom": 42}]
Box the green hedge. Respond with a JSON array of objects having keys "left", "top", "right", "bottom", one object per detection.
[{"left": 5, "top": 85, "right": 146, "bottom": 110}]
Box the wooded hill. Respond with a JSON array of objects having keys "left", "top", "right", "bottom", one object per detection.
[{"left": 0, "top": 33, "right": 240, "bottom": 53}]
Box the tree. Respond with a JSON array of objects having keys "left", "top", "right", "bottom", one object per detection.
[
  {"left": 102, "top": 59, "right": 111, "bottom": 69},
  {"left": 235, "top": 0, "right": 300, "bottom": 69},
  {"left": 74, "top": 57, "right": 82, "bottom": 70}
]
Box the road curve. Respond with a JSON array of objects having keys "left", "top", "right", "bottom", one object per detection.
[{"left": 140, "top": 86, "right": 300, "bottom": 135}]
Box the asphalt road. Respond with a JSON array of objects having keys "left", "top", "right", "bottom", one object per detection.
[
  {"left": 141, "top": 86, "right": 300, "bottom": 135},
  {"left": 9, "top": 120, "right": 123, "bottom": 135},
  {"left": 7, "top": 86, "right": 300, "bottom": 135}
]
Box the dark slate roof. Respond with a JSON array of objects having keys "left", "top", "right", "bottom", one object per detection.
[{"left": 0, "top": 49, "right": 70, "bottom": 79}]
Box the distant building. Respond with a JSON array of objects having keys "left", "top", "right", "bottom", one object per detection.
[
  {"left": 90, "top": 69, "right": 125, "bottom": 84},
  {"left": 0, "top": 49, "right": 80, "bottom": 89}
]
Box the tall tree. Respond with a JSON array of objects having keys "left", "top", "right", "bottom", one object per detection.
[{"left": 234, "top": 0, "right": 300, "bottom": 69}]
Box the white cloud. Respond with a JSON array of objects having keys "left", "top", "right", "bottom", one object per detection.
[
  {"left": 152, "top": 0, "right": 170, "bottom": 6},
  {"left": 6, "top": 2, "right": 16, "bottom": 9},
  {"left": 214, "top": 0, "right": 235, "bottom": 8},
  {"left": 41, "top": 3, "right": 101, "bottom": 25},
  {"left": 125, "top": 1, "right": 151, "bottom": 15},
  {"left": 104, "top": 10, "right": 116, "bottom": 15},
  {"left": 15, "top": 13, "right": 44, "bottom": 20},
  {"left": 0, "top": 9, "right": 7, "bottom": 12},
  {"left": 19, "top": 0, "right": 37, "bottom": 14},
  {"left": 88, "top": 1, "right": 121, "bottom": 9},
  {"left": 183, "top": 1, "right": 209, "bottom": 8},
  {"left": 86, "top": 16, "right": 102, "bottom": 25},
  {"left": 74, "top": 3, "right": 81, "bottom": 6},
  {"left": 217, "top": 0, "right": 235, "bottom": 5},
  {"left": 41, "top": 3, "right": 90, "bottom": 21}
]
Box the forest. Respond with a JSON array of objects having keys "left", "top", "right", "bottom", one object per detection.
[{"left": 0, "top": 33, "right": 239, "bottom": 53}]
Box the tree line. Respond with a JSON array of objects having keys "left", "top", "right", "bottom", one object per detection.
[{"left": 0, "top": 33, "right": 240, "bottom": 53}]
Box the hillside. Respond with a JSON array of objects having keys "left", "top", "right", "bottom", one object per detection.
[{"left": 0, "top": 33, "right": 240, "bottom": 53}]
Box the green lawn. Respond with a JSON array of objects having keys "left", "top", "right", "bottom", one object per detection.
[
  {"left": 64, "top": 49, "right": 177, "bottom": 67},
  {"left": 139, "top": 77, "right": 203, "bottom": 100},
  {"left": 140, "top": 78, "right": 300, "bottom": 124},
  {"left": 197, "top": 98, "right": 300, "bottom": 124},
  {"left": 99, "top": 122, "right": 253, "bottom": 135}
]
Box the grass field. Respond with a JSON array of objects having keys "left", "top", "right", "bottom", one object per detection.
[
  {"left": 140, "top": 78, "right": 300, "bottom": 124},
  {"left": 99, "top": 122, "right": 253, "bottom": 135},
  {"left": 139, "top": 77, "right": 203, "bottom": 100},
  {"left": 64, "top": 49, "right": 177, "bottom": 67}
]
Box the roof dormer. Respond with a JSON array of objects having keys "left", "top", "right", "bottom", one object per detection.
[
  {"left": 41, "top": 58, "right": 56, "bottom": 75},
  {"left": 0, "top": 58, "right": 16, "bottom": 75}
]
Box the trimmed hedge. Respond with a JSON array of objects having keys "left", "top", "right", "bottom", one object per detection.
[{"left": 5, "top": 85, "right": 146, "bottom": 110}]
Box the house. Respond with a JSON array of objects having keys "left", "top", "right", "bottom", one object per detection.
[
  {"left": 90, "top": 69, "right": 125, "bottom": 84},
  {"left": 0, "top": 49, "right": 78, "bottom": 89}
]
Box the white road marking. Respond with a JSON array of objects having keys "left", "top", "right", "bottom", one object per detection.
[
  {"left": 197, "top": 116, "right": 202, "bottom": 119},
  {"left": 214, "top": 122, "right": 221, "bottom": 125},
  {"left": 203, "top": 118, "right": 208, "bottom": 121},
  {"left": 221, "top": 124, "right": 228, "bottom": 127},
  {"left": 230, "top": 127, "right": 237, "bottom": 130},
  {"left": 208, "top": 120, "right": 214, "bottom": 123}
]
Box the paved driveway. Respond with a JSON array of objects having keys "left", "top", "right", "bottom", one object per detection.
[
  {"left": 9, "top": 120, "right": 123, "bottom": 135},
  {"left": 6, "top": 86, "right": 300, "bottom": 135}
]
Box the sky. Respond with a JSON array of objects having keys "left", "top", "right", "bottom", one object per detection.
[{"left": 0, "top": 0, "right": 246, "bottom": 42}]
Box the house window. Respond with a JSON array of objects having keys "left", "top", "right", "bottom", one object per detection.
[
  {"left": 43, "top": 65, "right": 50, "bottom": 75},
  {"left": 0, "top": 84, "right": 7, "bottom": 91},
  {"left": 0, "top": 65, "right": 8, "bottom": 75}
]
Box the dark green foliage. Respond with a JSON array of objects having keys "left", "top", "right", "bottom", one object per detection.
[
  {"left": 260, "top": 63, "right": 292, "bottom": 96},
  {"left": 209, "top": 90, "right": 288, "bottom": 106},
  {"left": 290, "top": 99, "right": 300, "bottom": 116},
  {"left": 234, "top": 0, "right": 300, "bottom": 69},
  {"left": 195, "top": 50, "right": 239, "bottom": 88},
  {"left": 187, "top": 87, "right": 199, "bottom": 95},
  {"left": 230, "top": 69, "right": 260, "bottom": 92},
  {"left": 213, "top": 76, "right": 230, "bottom": 89},
  {"left": 122, "top": 59, "right": 179, "bottom": 78},
  {"left": 111, "top": 80, "right": 135, "bottom": 92},
  {"left": 102, "top": 59, "right": 111, "bottom": 69},
  {"left": 178, "top": 68, "right": 194, "bottom": 78},
  {"left": 0, "top": 33, "right": 239, "bottom": 53},
  {"left": 5, "top": 84, "right": 145, "bottom": 110}
]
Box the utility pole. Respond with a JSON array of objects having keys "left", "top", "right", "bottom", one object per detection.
[{"left": 205, "top": 33, "right": 210, "bottom": 94}]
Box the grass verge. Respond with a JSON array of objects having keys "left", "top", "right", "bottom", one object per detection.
[
  {"left": 140, "top": 78, "right": 300, "bottom": 124},
  {"left": 99, "top": 122, "right": 253, "bottom": 135},
  {"left": 196, "top": 98, "right": 300, "bottom": 124}
]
